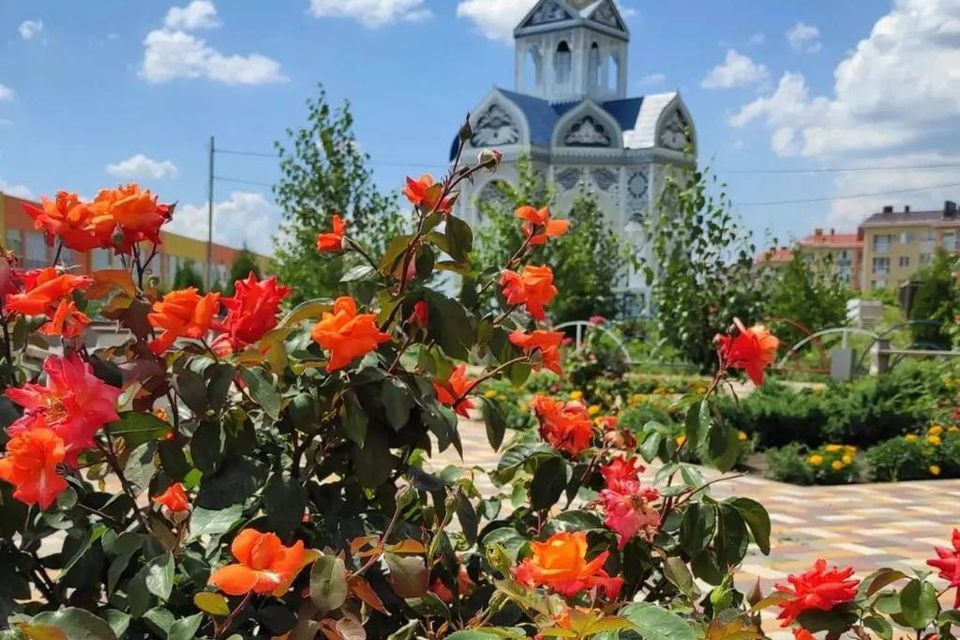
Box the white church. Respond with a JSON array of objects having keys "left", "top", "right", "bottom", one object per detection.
[{"left": 454, "top": 0, "right": 697, "bottom": 315}]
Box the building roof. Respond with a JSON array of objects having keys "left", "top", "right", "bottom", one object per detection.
[
  {"left": 515, "top": 0, "right": 628, "bottom": 39},
  {"left": 860, "top": 203, "right": 960, "bottom": 227},
  {"left": 756, "top": 247, "right": 793, "bottom": 265},
  {"left": 799, "top": 231, "right": 861, "bottom": 248}
]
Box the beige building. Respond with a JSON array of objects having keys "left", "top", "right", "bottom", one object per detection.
[
  {"left": 756, "top": 229, "right": 862, "bottom": 291},
  {"left": 859, "top": 201, "right": 960, "bottom": 291}
]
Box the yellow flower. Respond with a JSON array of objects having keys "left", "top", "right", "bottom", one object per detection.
[
  {"left": 929, "top": 465, "right": 942, "bottom": 476},
  {"left": 929, "top": 425, "right": 944, "bottom": 436},
  {"left": 831, "top": 460, "right": 844, "bottom": 471},
  {"left": 483, "top": 389, "right": 498, "bottom": 399},
  {"left": 738, "top": 431, "right": 749, "bottom": 442},
  {"left": 825, "top": 444, "right": 843, "bottom": 453},
  {"left": 905, "top": 434, "right": 919, "bottom": 442},
  {"left": 676, "top": 435, "right": 687, "bottom": 447},
  {"left": 949, "top": 426, "right": 960, "bottom": 433},
  {"left": 842, "top": 454, "right": 854, "bottom": 464},
  {"left": 928, "top": 435, "right": 942, "bottom": 446},
  {"left": 808, "top": 454, "right": 824, "bottom": 466},
  {"left": 587, "top": 405, "right": 601, "bottom": 416},
  {"left": 569, "top": 391, "right": 584, "bottom": 401},
  {"left": 844, "top": 445, "right": 858, "bottom": 453}
]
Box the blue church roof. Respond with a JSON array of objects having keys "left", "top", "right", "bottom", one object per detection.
[{"left": 451, "top": 89, "right": 646, "bottom": 159}]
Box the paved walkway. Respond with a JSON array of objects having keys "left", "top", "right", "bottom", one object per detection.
[{"left": 436, "top": 419, "right": 960, "bottom": 595}]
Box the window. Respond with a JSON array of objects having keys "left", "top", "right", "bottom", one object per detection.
[
  {"left": 522, "top": 47, "right": 542, "bottom": 92},
  {"left": 25, "top": 232, "right": 47, "bottom": 268},
  {"left": 899, "top": 232, "right": 914, "bottom": 244},
  {"left": 898, "top": 256, "right": 910, "bottom": 268},
  {"left": 873, "top": 234, "right": 891, "bottom": 253},
  {"left": 872, "top": 257, "right": 890, "bottom": 274},
  {"left": 6, "top": 229, "right": 22, "bottom": 256},
  {"left": 59, "top": 248, "right": 77, "bottom": 268},
  {"left": 167, "top": 255, "right": 179, "bottom": 284},
  {"left": 588, "top": 43, "right": 600, "bottom": 87},
  {"left": 919, "top": 253, "right": 932, "bottom": 266},
  {"left": 872, "top": 279, "right": 887, "bottom": 290},
  {"left": 607, "top": 53, "right": 620, "bottom": 91},
  {"left": 92, "top": 250, "right": 113, "bottom": 270},
  {"left": 554, "top": 41, "right": 571, "bottom": 84},
  {"left": 921, "top": 230, "right": 935, "bottom": 242},
  {"left": 944, "top": 232, "right": 958, "bottom": 251}
]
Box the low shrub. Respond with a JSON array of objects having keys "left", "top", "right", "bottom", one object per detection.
[
  {"left": 866, "top": 424, "right": 960, "bottom": 481},
  {"left": 717, "top": 383, "right": 826, "bottom": 449},
  {"left": 766, "top": 442, "right": 861, "bottom": 485}
]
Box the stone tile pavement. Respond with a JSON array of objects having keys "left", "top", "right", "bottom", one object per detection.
[{"left": 435, "top": 419, "right": 960, "bottom": 606}]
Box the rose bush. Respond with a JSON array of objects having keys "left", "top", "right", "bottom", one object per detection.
[{"left": 0, "top": 129, "right": 957, "bottom": 640}]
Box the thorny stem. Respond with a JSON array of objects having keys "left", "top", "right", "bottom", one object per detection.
[
  {"left": 216, "top": 590, "right": 253, "bottom": 638},
  {"left": 354, "top": 499, "right": 404, "bottom": 577},
  {"left": 346, "top": 237, "right": 380, "bottom": 273},
  {"left": 97, "top": 431, "right": 151, "bottom": 533},
  {"left": 450, "top": 356, "right": 527, "bottom": 409},
  {"left": 52, "top": 241, "right": 64, "bottom": 267}
]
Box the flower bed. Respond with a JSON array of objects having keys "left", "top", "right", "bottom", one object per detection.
[{"left": 1, "top": 142, "right": 958, "bottom": 640}]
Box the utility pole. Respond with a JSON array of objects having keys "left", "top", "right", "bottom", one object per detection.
[{"left": 206, "top": 135, "right": 215, "bottom": 290}]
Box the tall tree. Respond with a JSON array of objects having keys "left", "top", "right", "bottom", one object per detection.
[
  {"left": 766, "top": 251, "right": 851, "bottom": 347},
  {"left": 273, "top": 85, "right": 404, "bottom": 302},
  {"left": 644, "top": 164, "right": 768, "bottom": 369},
  {"left": 473, "top": 158, "right": 630, "bottom": 324},
  {"left": 909, "top": 249, "right": 957, "bottom": 348},
  {"left": 225, "top": 247, "right": 261, "bottom": 296},
  {"left": 173, "top": 259, "right": 204, "bottom": 291}
]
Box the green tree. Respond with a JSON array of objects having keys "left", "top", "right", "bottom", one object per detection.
[
  {"left": 273, "top": 85, "right": 405, "bottom": 302},
  {"left": 473, "top": 158, "right": 630, "bottom": 323},
  {"left": 909, "top": 249, "right": 957, "bottom": 348},
  {"left": 645, "top": 164, "right": 769, "bottom": 370},
  {"left": 225, "top": 247, "right": 262, "bottom": 296},
  {"left": 766, "top": 251, "right": 851, "bottom": 347},
  {"left": 173, "top": 259, "right": 204, "bottom": 291}
]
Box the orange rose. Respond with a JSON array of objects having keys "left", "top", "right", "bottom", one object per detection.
[
  {"left": 5, "top": 267, "right": 94, "bottom": 338},
  {"left": 500, "top": 265, "right": 558, "bottom": 321},
  {"left": 153, "top": 482, "right": 190, "bottom": 513},
  {"left": 209, "top": 529, "right": 316, "bottom": 596},
  {"left": 316, "top": 215, "right": 347, "bottom": 253},
  {"left": 403, "top": 175, "right": 456, "bottom": 214},
  {"left": 715, "top": 318, "right": 780, "bottom": 386},
  {"left": 310, "top": 297, "right": 391, "bottom": 372},
  {"left": 148, "top": 288, "right": 221, "bottom": 354},
  {"left": 531, "top": 395, "right": 594, "bottom": 456},
  {"left": 515, "top": 205, "right": 570, "bottom": 245},
  {"left": 433, "top": 364, "right": 475, "bottom": 417},
  {"left": 515, "top": 531, "right": 622, "bottom": 599},
  {"left": 23, "top": 192, "right": 103, "bottom": 252},
  {"left": 0, "top": 427, "right": 68, "bottom": 509},
  {"left": 509, "top": 330, "right": 564, "bottom": 375},
  {"left": 90, "top": 184, "right": 173, "bottom": 252}
]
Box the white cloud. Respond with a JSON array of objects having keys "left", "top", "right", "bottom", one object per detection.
[
  {"left": 0, "top": 179, "right": 35, "bottom": 200},
  {"left": 164, "top": 0, "right": 220, "bottom": 30},
  {"left": 732, "top": 0, "right": 960, "bottom": 224},
  {"left": 167, "top": 192, "right": 278, "bottom": 255},
  {"left": 787, "top": 21, "right": 822, "bottom": 53},
  {"left": 639, "top": 72, "right": 666, "bottom": 86},
  {"left": 0, "top": 84, "right": 14, "bottom": 101},
  {"left": 140, "top": 1, "right": 286, "bottom": 85},
  {"left": 701, "top": 49, "right": 769, "bottom": 89},
  {"left": 106, "top": 154, "right": 179, "bottom": 180},
  {"left": 18, "top": 19, "right": 43, "bottom": 40},
  {"left": 456, "top": 0, "right": 537, "bottom": 42},
  {"left": 748, "top": 33, "right": 766, "bottom": 46},
  {"left": 309, "top": 0, "right": 433, "bottom": 28}
]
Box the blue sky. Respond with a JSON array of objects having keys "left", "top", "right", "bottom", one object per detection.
[{"left": 1, "top": 0, "right": 958, "bottom": 254}]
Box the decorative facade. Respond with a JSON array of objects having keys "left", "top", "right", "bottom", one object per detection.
[{"left": 453, "top": 0, "right": 697, "bottom": 315}]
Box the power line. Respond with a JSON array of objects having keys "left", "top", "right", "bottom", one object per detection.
[
  {"left": 738, "top": 181, "right": 960, "bottom": 208},
  {"left": 724, "top": 162, "right": 960, "bottom": 175},
  {"left": 214, "top": 175, "right": 274, "bottom": 188},
  {"left": 215, "top": 146, "right": 450, "bottom": 170}
]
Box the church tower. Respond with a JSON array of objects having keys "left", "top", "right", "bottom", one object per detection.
[
  {"left": 455, "top": 0, "right": 697, "bottom": 316},
  {"left": 514, "top": 0, "right": 629, "bottom": 103}
]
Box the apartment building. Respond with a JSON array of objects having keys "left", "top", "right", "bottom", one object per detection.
[
  {"left": 858, "top": 201, "right": 960, "bottom": 291},
  {"left": 0, "top": 191, "right": 270, "bottom": 287},
  {"left": 756, "top": 230, "right": 863, "bottom": 291}
]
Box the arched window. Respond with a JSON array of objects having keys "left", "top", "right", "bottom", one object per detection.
[
  {"left": 588, "top": 43, "right": 601, "bottom": 88},
  {"left": 555, "top": 41, "right": 571, "bottom": 84},
  {"left": 607, "top": 53, "right": 620, "bottom": 92},
  {"left": 522, "top": 47, "right": 542, "bottom": 92}
]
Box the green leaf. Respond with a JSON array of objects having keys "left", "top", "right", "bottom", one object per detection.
[
  {"left": 680, "top": 503, "right": 716, "bottom": 556},
  {"left": 144, "top": 552, "right": 175, "bottom": 601},
  {"left": 31, "top": 609, "right": 118, "bottom": 640},
  {"left": 859, "top": 568, "right": 908, "bottom": 598},
  {"left": 444, "top": 215, "right": 473, "bottom": 262},
  {"left": 726, "top": 497, "right": 771, "bottom": 555},
  {"left": 353, "top": 427, "right": 391, "bottom": 488},
  {"left": 341, "top": 264, "right": 375, "bottom": 283},
  {"left": 341, "top": 391, "right": 368, "bottom": 447},
  {"left": 382, "top": 379, "right": 415, "bottom": 431},
  {"left": 684, "top": 400, "right": 710, "bottom": 451},
  {"left": 168, "top": 614, "right": 203, "bottom": 640},
  {"left": 530, "top": 456, "right": 567, "bottom": 510},
  {"left": 206, "top": 363, "right": 235, "bottom": 414},
  {"left": 108, "top": 412, "right": 170, "bottom": 447},
  {"left": 863, "top": 615, "right": 893, "bottom": 640},
  {"left": 618, "top": 602, "right": 697, "bottom": 640},
  {"left": 309, "top": 554, "right": 348, "bottom": 613},
  {"left": 384, "top": 553, "right": 429, "bottom": 599},
  {"left": 122, "top": 441, "right": 156, "bottom": 495},
  {"left": 106, "top": 533, "right": 143, "bottom": 594},
  {"left": 639, "top": 432, "right": 664, "bottom": 463},
  {"left": 190, "top": 421, "right": 225, "bottom": 474},
  {"left": 900, "top": 579, "right": 939, "bottom": 629},
  {"left": 187, "top": 507, "right": 240, "bottom": 545},
  {"left": 704, "top": 424, "right": 741, "bottom": 472},
  {"left": 240, "top": 367, "right": 281, "bottom": 421},
  {"left": 456, "top": 495, "right": 479, "bottom": 544},
  {"left": 264, "top": 473, "right": 307, "bottom": 537},
  {"left": 174, "top": 370, "right": 207, "bottom": 415},
  {"left": 276, "top": 298, "right": 333, "bottom": 329},
  {"left": 193, "top": 592, "right": 230, "bottom": 617},
  {"left": 481, "top": 398, "right": 507, "bottom": 451}
]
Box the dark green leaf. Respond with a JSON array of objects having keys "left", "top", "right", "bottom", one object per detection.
[
  {"left": 240, "top": 367, "right": 281, "bottom": 420},
  {"left": 618, "top": 602, "right": 696, "bottom": 640},
  {"left": 481, "top": 399, "right": 506, "bottom": 451},
  {"left": 168, "top": 614, "right": 203, "bottom": 640},
  {"left": 190, "top": 504, "right": 243, "bottom": 539},
  {"left": 174, "top": 370, "right": 207, "bottom": 415},
  {"left": 264, "top": 473, "right": 307, "bottom": 537},
  {"left": 456, "top": 495, "right": 479, "bottom": 544},
  {"left": 206, "top": 363, "right": 235, "bottom": 414},
  {"left": 310, "top": 554, "right": 348, "bottom": 613},
  {"left": 900, "top": 579, "right": 939, "bottom": 629},
  {"left": 382, "top": 379, "right": 415, "bottom": 431},
  {"left": 530, "top": 456, "right": 567, "bottom": 510},
  {"left": 191, "top": 421, "right": 225, "bottom": 474},
  {"left": 726, "top": 497, "right": 771, "bottom": 555},
  {"left": 341, "top": 391, "right": 368, "bottom": 447},
  {"left": 31, "top": 608, "right": 119, "bottom": 640}
]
